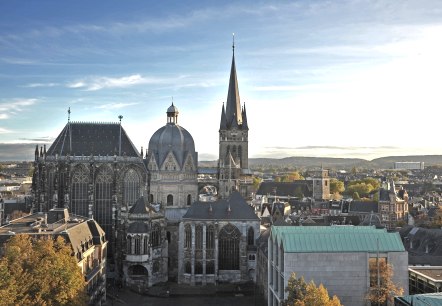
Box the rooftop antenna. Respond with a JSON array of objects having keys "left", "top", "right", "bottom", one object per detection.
[{"left": 118, "top": 115, "right": 123, "bottom": 156}]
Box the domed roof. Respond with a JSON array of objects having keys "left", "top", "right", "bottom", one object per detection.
[
  {"left": 148, "top": 103, "right": 196, "bottom": 168},
  {"left": 167, "top": 103, "right": 179, "bottom": 113}
]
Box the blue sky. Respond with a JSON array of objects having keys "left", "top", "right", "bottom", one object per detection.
[{"left": 1, "top": 0, "right": 442, "bottom": 161}]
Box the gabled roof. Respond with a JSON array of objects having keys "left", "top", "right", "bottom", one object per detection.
[
  {"left": 271, "top": 226, "right": 405, "bottom": 253},
  {"left": 256, "top": 181, "right": 313, "bottom": 197},
  {"left": 350, "top": 201, "right": 379, "bottom": 213},
  {"left": 47, "top": 122, "right": 140, "bottom": 157},
  {"left": 183, "top": 191, "right": 259, "bottom": 221}
]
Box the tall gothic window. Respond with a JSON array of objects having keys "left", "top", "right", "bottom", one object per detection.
[
  {"left": 167, "top": 194, "right": 173, "bottom": 206},
  {"left": 94, "top": 166, "right": 113, "bottom": 250},
  {"left": 123, "top": 168, "right": 140, "bottom": 208},
  {"left": 195, "top": 224, "right": 203, "bottom": 250},
  {"left": 150, "top": 224, "right": 160, "bottom": 248},
  {"left": 184, "top": 224, "right": 191, "bottom": 249},
  {"left": 127, "top": 235, "right": 132, "bottom": 254},
  {"left": 185, "top": 261, "right": 191, "bottom": 274},
  {"left": 143, "top": 235, "right": 149, "bottom": 254},
  {"left": 206, "top": 261, "right": 214, "bottom": 274},
  {"left": 149, "top": 194, "right": 154, "bottom": 203},
  {"left": 47, "top": 168, "right": 55, "bottom": 208},
  {"left": 134, "top": 236, "right": 141, "bottom": 255},
  {"left": 218, "top": 224, "right": 241, "bottom": 270},
  {"left": 195, "top": 262, "right": 203, "bottom": 275},
  {"left": 247, "top": 227, "right": 255, "bottom": 246},
  {"left": 71, "top": 165, "right": 89, "bottom": 218},
  {"left": 206, "top": 225, "right": 215, "bottom": 250}
]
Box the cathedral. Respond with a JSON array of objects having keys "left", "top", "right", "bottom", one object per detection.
[{"left": 32, "top": 44, "right": 257, "bottom": 289}]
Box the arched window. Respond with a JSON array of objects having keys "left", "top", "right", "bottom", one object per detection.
[
  {"left": 195, "top": 224, "right": 203, "bottom": 250},
  {"left": 150, "top": 224, "right": 160, "bottom": 248},
  {"left": 71, "top": 165, "right": 89, "bottom": 218},
  {"left": 127, "top": 235, "right": 132, "bottom": 254},
  {"left": 247, "top": 227, "right": 255, "bottom": 246},
  {"left": 206, "top": 225, "right": 215, "bottom": 250},
  {"left": 184, "top": 224, "right": 191, "bottom": 249},
  {"left": 123, "top": 168, "right": 140, "bottom": 208},
  {"left": 206, "top": 261, "right": 215, "bottom": 274},
  {"left": 143, "top": 235, "right": 149, "bottom": 254},
  {"left": 167, "top": 194, "right": 173, "bottom": 206},
  {"left": 195, "top": 262, "right": 203, "bottom": 275},
  {"left": 187, "top": 194, "right": 192, "bottom": 206},
  {"left": 185, "top": 261, "right": 191, "bottom": 274},
  {"left": 134, "top": 236, "right": 141, "bottom": 255},
  {"left": 149, "top": 194, "right": 154, "bottom": 203},
  {"left": 129, "top": 265, "right": 148, "bottom": 276},
  {"left": 218, "top": 224, "right": 241, "bottom": 270},
  {"left": 232, "top": 145, "right": 237, "bottom": 159},
  {"left": 95, "top": 166, "right": 113, "bottom": 252},
  {"left": 166, "top": 231, "right": 171, "bottom": 243}
]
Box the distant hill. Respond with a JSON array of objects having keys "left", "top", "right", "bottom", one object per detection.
[{"left": 199, "top": 155, "right": 442, "bottom": 170}]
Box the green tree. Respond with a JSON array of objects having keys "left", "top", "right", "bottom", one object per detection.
[
  {"left": 353, "top": 192, "right": 360, "bottom": 200},
  {"left": 283, "top": 273, "right": 342, "bottom": 306},
  {"left": 367, "top": 260, "right": 403, "bottom": 305},
  {"left": 0, "top": 234, "right": 87, "bottom": 306},
  {"left": 252, "top": 176, "right": 262, "bottom": 190},
  {"left": 329, "top": 179, "right": 345, "bottom": 194}
]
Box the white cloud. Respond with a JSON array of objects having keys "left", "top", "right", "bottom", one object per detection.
[
  {"left": 0, "top": 114, "right": 9, "bottom": 119},
  {"left": 0, "top": 99, "right": 38, "bottom": 115},
  {"left": 0, "top": 127, "right": 12, "bottom": 134},
  {"left": 95, "top": 102, "right": 139, "bottom": 110},
  {"left": 67, "top": 74, "right": 165, "bottom": 91},
  {"left": 23, "top": 82, "right": 59, "bottom": 88}
]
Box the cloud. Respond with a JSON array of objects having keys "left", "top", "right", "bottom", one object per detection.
[
  {"left": 18, "top": 136, "right": 54, "bottom": 142},
  {"left": 0, "top": 128, "right": 12, "bottom": 134},
  {"left": 0, "top": 99, "right": 38, "bottom": 119},
  {"left": 95, "top": 102, "right": 139, "bottom": 110},
  {"left": 23, "top": 82, "right": 59, "bottom": 88},
  {"left": 67, "top": 74, "right": 165, "bottom": 91}
]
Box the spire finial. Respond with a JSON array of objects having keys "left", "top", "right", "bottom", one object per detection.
[
  {"left": 118, "top": 115, "right": 123, "bottom": 123},
  {"left": 172, "top": 96, "right": 174, "bottom": 106},
  {"left": 232, "top": 33, "right": 235, "bottom": 54},
  {"left": 68, "top": 107, "right": 71, "bottom": 122}
]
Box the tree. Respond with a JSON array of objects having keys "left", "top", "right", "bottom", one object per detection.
[
  {"left": 0, "top": 234, "right": 87, "bottom": 306},
  {"left": 353, "top": 192, "right": 360, "bottom": 200},
  {"left": 366, "top": 260, "right": 403, "bottom": 305},
  {"left": 283, "top": 273, "right": 342, "bottom": 306},
  {"left": 252, "top": 176, "right": 262, "bottom": 190},
  {"left": 329, "top": 179, "right": 345, "bottom": 195}
]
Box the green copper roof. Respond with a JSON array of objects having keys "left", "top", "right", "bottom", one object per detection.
[{"left": 271, "top": 226, "right": 405, "bottom": 253}]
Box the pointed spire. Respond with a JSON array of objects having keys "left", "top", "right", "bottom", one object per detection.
[
  {"left": 225, "top": 36, "right": 242, "bottom": 128},
  {"left": 35, "top": 145, "right": 39, "bottom": 159},
  {"left": 220, "top": 102, "right": 227, "bottom": 130},
  {"left": 241, "top": 103, "right": 248, "bottom": 130}
]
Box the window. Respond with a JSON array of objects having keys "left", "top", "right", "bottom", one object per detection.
[
  {"left": 127, "top": 236, "right": 132, "bottom": 254},
  {"left": 218, "top": 224, "right": 241, "bottom": 270},
  {"left": 185, "top": 224, "right": 191, "bottom": 249},
  {"left": 71, "top": 165, "right": 89, "bottom": 218},
  {"left": 206, "top": 261, "right": 215, "bottom": 274},
  {"left": 167, "top": 194, "right": 173, "bottom": 206},
  {"left": 187, "top": 194, "right": 192, "bottom": 206},
  {"left": 195, "top": 224, "right": 203, "bottom": 250},
  {"left": 149, "top": 194, "right": 154, "bottom": 203},
  {"left": 247, "top": 227, "right": 255, "bottom": 246},
  {"left": 150, "top": 224, "right": 160, "bottom": 248},
  {"left": 134, "top": 236, "right": 141, "bottom": 255},
  {"left": 206, "top": 225, "right": 215, "bottom": 250},
  {"left": 143, "top": 236, "right": 149, "bottom": 254},
  {"left": 195, "top": 262, "right": 203, "bottom": 275},
  {"left": 123, "top": 168, "right": 140, "bottom": 208},
  {"left": 166, "top": 231, "right": 171, "bottom": 244},
  {"left": 95, "top": 166, "right": 113, "bottom": 254},
  {"left": 185, "top": 261, "right": 191, "bottom": 274},
  {"left": 153, "top": 261, "right": 160, "bottom": 273}
]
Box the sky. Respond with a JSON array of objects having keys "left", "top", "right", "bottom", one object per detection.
[{"left": 1, "top": 0, "right": 442, "bottom": 161}]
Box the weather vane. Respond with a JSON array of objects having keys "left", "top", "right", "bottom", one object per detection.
[
  {"left": 118, "top": 115, "right": 123, "bottom": 123},
  {"left": 232, "top": 33, "right": 235, "bottom": 53},
  {"left": 68, "top": 107, "right": 71, "bottom": 122}
]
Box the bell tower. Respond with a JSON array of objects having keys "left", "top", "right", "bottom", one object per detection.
[{"left": 218, "top": 36, "right": 249, "bottom": 199}]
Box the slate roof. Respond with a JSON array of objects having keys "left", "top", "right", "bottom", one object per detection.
[
  {"left": 400, "top": 226, "right": 442, "bottom": 265},
  {"left": 127, "top": 221, "right": 149, "bottom": 233},
  {"left": 349, "top": 201, "right": 379, "bottom": 213},
  {"left": 256, "top": 181, "right": 313, "bottom": 197},
  {"left": 396, "top": 293, "right": 442, "bottom": 306},
  {"left": 129, "top": 197, "right": 151, "bottom": 214},
  {"left": 379, "top": 188, "right": 391, "bottom": 201},
  {"left": 47, "top": 122, "right": 140, "bottom": 157},
  {"left": 183, "top": 191, "right": 259, "bottom": 221},
  {"left": 271, "top": 226, "right": 405, "bottom": 253}
]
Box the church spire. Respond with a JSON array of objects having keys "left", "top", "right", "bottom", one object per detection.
[
  {"left": 242, "top": 103, "right": 248, "bottom": 130},
  {"left": 220, "top": 102, "right": 227, "bottom": 130},
  {"left": 225, "top": 34, "right": 242, "bottom": 128}
]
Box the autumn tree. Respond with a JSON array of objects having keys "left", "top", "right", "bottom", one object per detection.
[
  {"left": 283, "top": 272, "right": 342, "bottom": 306},
  {"left": 367, "top": 260, "right": 403, "bottom": 305},
  {"left": 329, "top": 179, "right": 345, "bottom": 195},
  {"left": 0, "top": 234, "right": 87, "bottom": 306}
]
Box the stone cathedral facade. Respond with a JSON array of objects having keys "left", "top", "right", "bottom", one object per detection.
[{"left": 32, "top": 45, "right": 253, "bottom": 289}]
